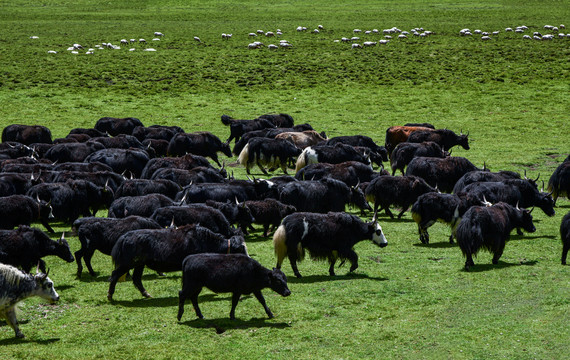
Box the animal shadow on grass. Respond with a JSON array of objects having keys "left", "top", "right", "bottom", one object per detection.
[
  {"left": 180, "top": 316, "right": 291, "bottom": 333},
  {"left": 463, "top": 259, "right": 538, "bottom": 273},
  {"left": 288, "top": 272, "right": 388, "bottom": 284},
  {"left": 111, "top": 296, "right": 179, "bottom": 308},
  {"left": 413, "top": 241, "right": 456, "bottom": 249},
  {"left": 379, "top": 216, "right": 415, "bottom": 224},
  {"left": 0, "top": 332, "right": 60, "bottom": 345},
  {"left": 78, "top": 272, "right": 180, "bottom": 284},
  {"left": 510, "top": 234, "right": 557, "bottom": 241}
]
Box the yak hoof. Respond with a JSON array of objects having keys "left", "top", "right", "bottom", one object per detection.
[
  {"left": 107, "top": 293, "right": 113, "bottom": 301},
  {"left": 142, "top": 291, "right": 152, "bottom": 298},
  {"left": 15, "top": 332, "right": 25, "bottom": 339}
]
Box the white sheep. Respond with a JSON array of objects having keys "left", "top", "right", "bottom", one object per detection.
[
  {"left": 398, "top": 34, "right": 407, "bottom": 39},
  {"left": 351, "top": 36, "right": 360, "bottom": 41},
  {"left": 29, "top": 36, "right": 39, "bottom": 39},
  {"left": 154, "top": 32, "right": 164, "bottom": 37},
  {"left": 129, "top": 48, "right": 136, "bottom": 51},
  {"left": 152, "top": 38, "right": 161, "bottom": 41},
  {"left": 120, "top": 39, "right": 128, "bottom": 45},
  {"left": 378, "top": 39, "right": 389, "bottom": 44},
  {"left": 47, "top": 50, "right": 57, "bottom": 54},
  {"left": 248, "top": 33, "right": 257, "bottom": 37},
  {"left": 341, "top": 37, "right": 350, "bottom": 42},
  {"left": 256, "top": 30, "right": 264, "bottom": 34},
  {"left": 351, "top": 43, "right": 362, "bottom": 49},
  {"left": 481, "top": 35, "right": 491, "bottom": 40},
  {"left": 505, "top": 27, "right": 513, "bottom": 32},
  {"left": 268, "top": 44, "right": 278, "bottom": 50},
  {"left": 318, "top": 25, "right": 324, "bottom": 30},
  {"left": 474, "top": 29, "right": 482, "bottom": 34},
  {"left": 363, "top": 41, "right": 376, "bottom": 46},
  {"left": 194, "top": 36, "right": 201, "bottom": 42},
  {"left": 248, "top": 43, "right": 260, "bottom": 49},
  {"left": 280, "top": 42, "right": 292, "bottom": 48},
  {"left": 265, "top": 32, "right": 275, "bottom": 37},
  {"left": 522, "top": 35, "right": 531, "bottom": 40},
  {"left": 560, "top": 24, "right": 566, "bottom": 29},
  {"left": 139, "top": 38, "right": 146, "bottom": 43},
  {"left": 143, "top": 48, "right": 156, "bottom": 51},
  {"left": 312, "top": 29, "right": 319, "bottom": 34},
  {"left": 353, "top": 29, "right": 362, "bottom": 33},
  {"left": 492, "top": 31, "right": 500, "bottom": 36}
]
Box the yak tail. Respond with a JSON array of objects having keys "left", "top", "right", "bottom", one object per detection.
[
  {"left": 273, "top": 224, "right": 288, "bottom": 267},
  {"left": 237, "top": 143, "right": 250, "bottom": 167},
  {"left": 295, "top": 148, "right": 308, "bottom": 173},
  {"left": 221, "top": 115, "right": 233, "bottom": 126}
]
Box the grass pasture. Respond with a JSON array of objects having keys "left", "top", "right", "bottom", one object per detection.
[{"left": 0, "top": 0, "right": 569, "bottom": 359}]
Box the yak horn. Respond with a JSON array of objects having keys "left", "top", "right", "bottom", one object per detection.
[{"left": 515, "top": 201, "right": 520, "bottom": 210}]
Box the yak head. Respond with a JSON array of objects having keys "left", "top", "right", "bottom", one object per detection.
[
  {"left": 269, "top": 268, "right": 291, "bottom": 297},
  {"left": 515, "top": 203, "right": 536, "bottom": 233},
  {"left": 34, "top": 268, "right": 60, "bottom": 304},
  {"left": 458, "top": 130, "right": 470, "bottom": 150},
  {"left": 369, "top": 211, "right": 388, "bottom": 248}
]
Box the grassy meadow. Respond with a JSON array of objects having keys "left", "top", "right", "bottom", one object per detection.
[{"left": 0, "top": 0, "right": 569, "bottom": 358}]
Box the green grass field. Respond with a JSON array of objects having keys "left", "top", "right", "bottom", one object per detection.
[{"left": 0, "top": 0, "right": 569, "bottom": 359}]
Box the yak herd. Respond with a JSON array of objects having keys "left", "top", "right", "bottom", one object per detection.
[{"left": 0, "top": 115, "right": 568, "bottom": 338}]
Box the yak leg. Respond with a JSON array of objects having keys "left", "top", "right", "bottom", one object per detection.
[
  {"left": 464, "top": 253, "right": 475, "bottom": 271},
  {"left": 229, "top": 292, "right": 241, "bottom": 320},
  {"left": 177, "top": 290, "right": 187, "bottom": 321},
  {"left": 5, "top": 308, "right": 24, "bottom": 338},
  {"left": 37, "top": 259, "right": 47, "bottom": 274},
  {"left": 211, "top": 154, "right": 222, "bottom": 167},
  {"left": 384, "top": 207, "right": 395, "bottom": 219},
  {"left": 262, "top": 224, "right": 270, "bottom": 237},
  {"left": 397, "top": 205, "right": 410, "bottom": 219},
  {"left": 347, "top": 250, "right": 359, "bottom": 273},
  {"left": 516, "top": 227, "right": 523, "bottom": 236},
  {"left": 75, "top": 249, "right": 84, "bottom": 278},
  {"left": 328, "top": 255, "right": 337, "bottom": 276},
  {"left": 280, "top": 158, "right": 289, "bottom": 175},
  {"left": 82, "top": 248, "right": 97, "bottom": 277},
  {"left": 289, "top": 257, "right": 302, "bottom": 278},
  {"left": 107, "top": 265, "right": 131, "bottom": 301},
  {"left": 189, "top": 287, "right": 204, "bottom": 319},
  {"left": 448, "top": 232, "right": 455, "bottom": 244},
  {"left": 492, "top": 247, "right": 504, "bottom": 265},
  {"left": 132, "top": 265, "right": 151, "bottom": 298},
  {"left": 254, "top": 290, "right": 274, "bottom": 319},
  {"left": 41, "top": 219, "right": 55, "bottom": 234},
  {"left": 178, "top": 284, "right": 201, "bottom": 321},
  {"left": 562, "top": 241, "right": 569, "bottom": 265},
  {"left": 256, "top": 160, "right": 269, "bottom": 175}
]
